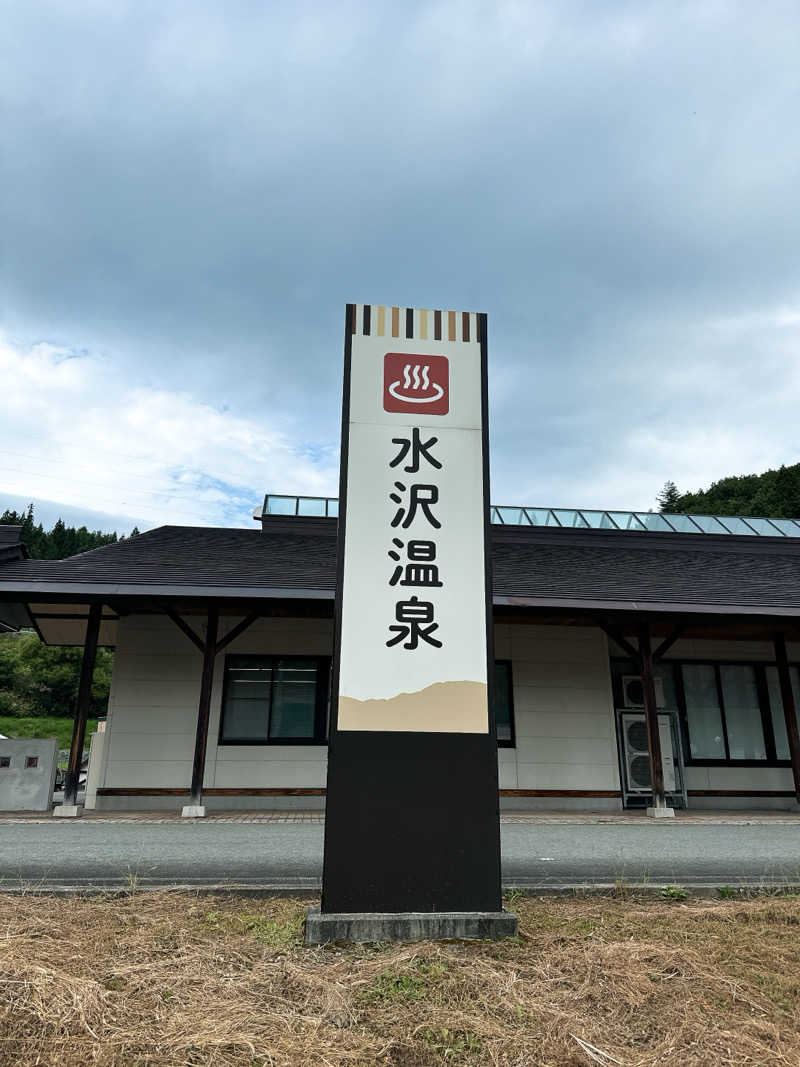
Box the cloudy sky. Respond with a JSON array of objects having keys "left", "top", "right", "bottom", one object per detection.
[{"left": 2, "top": 0, "right": 799, "bottom": 533}]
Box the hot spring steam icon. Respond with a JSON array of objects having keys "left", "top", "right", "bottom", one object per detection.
[
  {"left": 383, "top": 353, "right": 449, "bottom": 415},
  {"left": 389, "top": 363, "right": 444, "bottom": 404}
]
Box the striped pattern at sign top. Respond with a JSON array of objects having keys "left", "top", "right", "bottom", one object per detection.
[{"left": 349, "top": 304, "right": 482, "bottom": 343}]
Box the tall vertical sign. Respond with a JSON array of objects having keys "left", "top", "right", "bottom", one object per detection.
[{"left": 321, "top": 304, "right": 502, "bottom": 916}]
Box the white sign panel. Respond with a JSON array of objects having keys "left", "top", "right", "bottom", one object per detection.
[{"left": 336, "top": 304, "right": 490, "bottom": 733}]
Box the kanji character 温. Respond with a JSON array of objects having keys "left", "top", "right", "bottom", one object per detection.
[{"left": 388, "top": 538, "right": 442, "bottom": 587}]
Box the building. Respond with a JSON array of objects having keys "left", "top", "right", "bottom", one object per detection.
[{"left": 1, "top": 494, "right": 799, "bottom": 815}]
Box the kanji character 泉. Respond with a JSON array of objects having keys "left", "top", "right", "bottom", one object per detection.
[
  {"left": 389, "top": 483, "right": 441, "bottom": 529},
  {"left": 388, "top": 538, "right": 442, "bottom": 587},
  {"left": 386, "top": 596, "right": 442, "bottom": 650},
  {"left": 389, "top": 428, "right": 442, "bottom": 473}
]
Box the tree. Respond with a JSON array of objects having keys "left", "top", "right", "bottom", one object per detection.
[
  {"left": 0, "top": 503, "right": 133, "bottom": 558},
  {"left": 656, "top": 461, "right": 800, "bottom": 519},
  {"left": 0, "top": 631, "right": 112, "bottom": 719},
  {"left": 657, "top": 481, "right": 681, "bottom": 512}
]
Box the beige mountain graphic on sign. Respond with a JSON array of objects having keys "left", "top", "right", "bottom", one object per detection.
[{"left": 338, "top": 680, "right": 488, "bottom": 733}]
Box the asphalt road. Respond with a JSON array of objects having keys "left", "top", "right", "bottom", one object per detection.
[{"left": 2, "top": 822, "right": 800, "bottom": 891}]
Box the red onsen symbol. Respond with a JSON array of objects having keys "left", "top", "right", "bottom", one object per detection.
[{"left": 383, "top": 353, "right": 449, "bottom": 415}]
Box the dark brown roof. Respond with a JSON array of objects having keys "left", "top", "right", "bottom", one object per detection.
[
  {"left": 1, "top": 517, "right": 799, "bottom": 616},
  {"left": 0, "top": 526, "right": 27, "bottom": 564},
  {"left": 490, "top": 526, "right": 800, "bottom": 613},
  {"left": 0, "top": 521, "right": 337, "bottom": 600}
]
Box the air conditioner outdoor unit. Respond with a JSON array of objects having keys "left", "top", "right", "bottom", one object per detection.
[
  {"left": 622, "top": 674, "right": 665, "bottom": 709},
  {"left": 620, "top": 712, "right": 677, "bottom": 793}
]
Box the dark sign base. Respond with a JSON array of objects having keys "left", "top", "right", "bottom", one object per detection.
[
  {"left": 306, "top": 907, "right": 517, "bottom": 944},
  {"left": 321, "top": 731, "right": 502, "bottom": 914}
]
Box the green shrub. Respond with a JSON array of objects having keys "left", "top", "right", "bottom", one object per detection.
[{"left": 0, "top": 630, "right": 112, "bottom": 719}]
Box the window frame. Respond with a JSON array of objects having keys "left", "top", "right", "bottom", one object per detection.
[
  {"left": 218, "top": 653, "right": 331, "bottom": 746},
  {"left": 493, "top": 658, "right": 516, "bottom": 748},
  {"left": 610, "top": 656, "right": 795, "bottom": 768}
]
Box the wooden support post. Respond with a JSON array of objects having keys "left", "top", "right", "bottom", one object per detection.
[
  {"left": 61, "top": 603, "right": 102, "bottom": 811},
  {"left": 774, "top": 633, "right": 800, "bottom": 803},
  {"left": 184, "top": 606, "right": 219, "bottom": 816},
  {"left": 638, "top": 622, "right": 673, "bottom": 817}
]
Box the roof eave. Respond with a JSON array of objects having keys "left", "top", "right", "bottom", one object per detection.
[
  {"left": 494, "top": 595, "right": 800, "bottom": 617},
  {"left": 0, "top": 582, "right": 336, "bottom": 601},
  {"left": 1, "top": 582, "right": 799, "bottom": 618}
]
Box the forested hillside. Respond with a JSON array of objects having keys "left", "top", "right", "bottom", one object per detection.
[
  {"left": 0, "top": 504, "right": 134, "bottom": 741},
  {"left": 0, "top": 503, "right": 139, "bottom": 558},
  {"left": 658, "top": 463, "right": 800, "bottom": 518}
]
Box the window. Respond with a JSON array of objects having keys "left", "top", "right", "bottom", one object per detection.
[
  {"left": 493, "top": 660, "right": 515, "bottom": 747},
  {"left": 681, "top": 664, "right": 726, "bottom": 759},
  {"left": 219, "top": 655, "right": 329, "bottom": 744},
  {"left": 681, "top": 664, "right": 769, "bottom": 762},
  {"left": 765, "top": 665, "right": 800, "bottom": 761},
  {"left": 719, "top": 665, "right": 766, "bottom": 760}
]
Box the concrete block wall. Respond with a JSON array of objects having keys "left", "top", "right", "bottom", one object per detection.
[{"left": 0, "top": 737, "right": 58, "bottom": 811}]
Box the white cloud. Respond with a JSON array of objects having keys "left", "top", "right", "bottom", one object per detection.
[
  {"left": 3, "top": 1, "right": 800, "bottom": 529},
  {"left": 0, "top": 335, "right": 338, "bottom": 528},
  {"left": 489, "top": 302, "right": 800, "bottom": 513},
  {"left": 708, "top": 306, "right": 800, "bottom": 333}
]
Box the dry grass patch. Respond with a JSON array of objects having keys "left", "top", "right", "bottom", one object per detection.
[{"left": 1, "top": 891, "right": 799, "bottom": 1065}]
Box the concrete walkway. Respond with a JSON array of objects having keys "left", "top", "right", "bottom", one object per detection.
[{"left": 1, "top": 812, "right": 799, "bottom": 892}]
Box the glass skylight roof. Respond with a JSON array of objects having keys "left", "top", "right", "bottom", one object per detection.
[
  {"left": 488, "top": 507, "right": 800, "bottom": 535},
  {"left": 262, "top": 494, "right": 339, "bottom": 518},
  {"left": 258, "top": 495, "right": 800, "bottom": 537}
]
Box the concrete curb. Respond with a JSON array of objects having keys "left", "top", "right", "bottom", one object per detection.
[
  {"left": 3, "top": 813, "right": 800, "bottom": 825},
  {"left": 1, "top": 880, "right": 799, "bottom": 898},
  {"left": 505, "top": 881, "right": 800, "bottom": 898},
  {"left": 0, "top": 881, "right": 322, "bottom": 897}
]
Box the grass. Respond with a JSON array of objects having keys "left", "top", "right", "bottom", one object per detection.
[
  {"left": 658, "top": 884, "right": 689, "bottom": 901},
  {"left": 0, "top": 715, "right": 97, "bottom": 750},
  {"left": 1, "top": 891, "right": 800, "bottom": 1065}
]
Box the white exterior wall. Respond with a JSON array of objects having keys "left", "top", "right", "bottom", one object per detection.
[
  {"left": 496, "top": 622, "right": 620, "bottom": 810},
  {"left": 95, "top": 617, "right": 799, "bottom": 811},
  {"left": 95, "top": 614, "right": 332, "bottom": 810}
]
